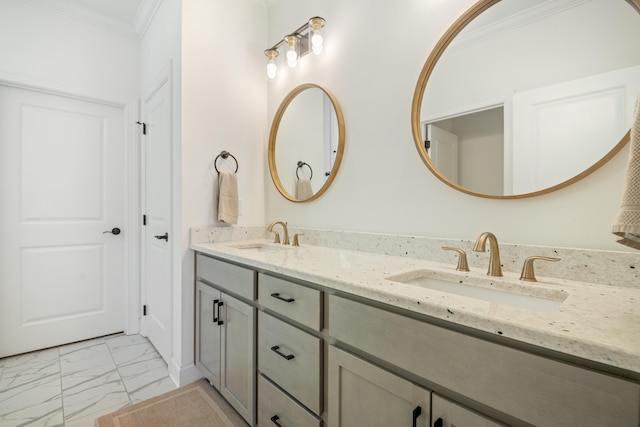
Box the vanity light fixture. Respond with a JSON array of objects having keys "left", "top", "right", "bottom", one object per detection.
[{"left": 264, "top": 16, "right": 326, "bottom": 80}]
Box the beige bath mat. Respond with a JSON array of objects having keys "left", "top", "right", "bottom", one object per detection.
[{"left": 96, "top": 379, "right": 247, "bottom": 427}]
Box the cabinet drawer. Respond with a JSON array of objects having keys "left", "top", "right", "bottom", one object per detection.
[
  {"left": 258, "top": 311, "right": 322, "bottom": 415},
  {"left": 258, "top": 374, "right": 322, "bottom": 427},
  {"left": 258, "top": 273, "right": 322, "bottom": 330},
  {"left": 330, "top": 295, "right": 640, "bottom": 427},
  {"left": 196, "top": 254, "right": 255, "bottom": 300}
]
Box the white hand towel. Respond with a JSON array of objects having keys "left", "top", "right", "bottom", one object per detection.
[
  {"left": 612, "top": 94, "right": 640, "bottom": 250},
  {"left": 296, "top": 178, "right": 313, "bottom": 200},
  {"left": 217, "top": 172, "right": 238, "bottom": 225}
]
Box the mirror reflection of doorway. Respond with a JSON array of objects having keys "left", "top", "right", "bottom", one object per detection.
[{"left": 428, "top": 106, "right": 504, "bottom": 195}]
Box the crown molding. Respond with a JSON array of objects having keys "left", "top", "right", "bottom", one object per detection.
[
  {"left": 19, "top": 0, "right": 140, "bottom": 38},
  {"left": 450, "top": 0, "right": 592, "bottom": 49},
  {"left": 134, "top": 0, "right": 163, "bottom": 39}
]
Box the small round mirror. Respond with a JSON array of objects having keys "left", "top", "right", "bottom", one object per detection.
[{"left": 269, "top": 84, "right": 345, "bottom": 202}]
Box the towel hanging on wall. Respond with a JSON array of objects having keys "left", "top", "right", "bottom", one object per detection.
[
  {"left": 612, "top": 94, "right": 640, "bottom": 250},
  {"left": 217, "top": 172, "right": 238, "bottom": 225},
  {"left": 295, "top": 161, "right": 314, "bottom": 200},
  {"left": 296, "top": 178, "right": 313, "bottom": 200}
]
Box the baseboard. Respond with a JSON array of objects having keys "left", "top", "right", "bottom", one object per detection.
[{"left": 169, "top": 360, "right": 203, "bottom": 387}]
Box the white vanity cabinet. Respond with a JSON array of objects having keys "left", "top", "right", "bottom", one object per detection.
[
  {"left": 195, "top": 254, "right": 256, "bottom": 426},
  {"left": 256, "top": 273, "right": 324, "bottom": 426},
  {"left": 328, "top": 345, "right": 431, "bottom": 427}
]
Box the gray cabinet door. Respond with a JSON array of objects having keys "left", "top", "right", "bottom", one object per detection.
[
  {"left": 328, "top": 346, "right": 430, "bottom": 427},
  {"left": 196, "top": 281, "right": 221, "bottom": 388},
  {"left": 432, "top": 394, "right": 505, "bottom": 427},
  {"left": 220, "top": 292, "right": 256, "bottom": 426}
]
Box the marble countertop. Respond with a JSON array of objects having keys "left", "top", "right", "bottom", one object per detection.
[{"left": 191, "top": 240, "right": 640, "bottom": 375}]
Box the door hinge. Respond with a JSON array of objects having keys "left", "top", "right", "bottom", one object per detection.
[
  {"left": 136, "top": 121, "right": 147, "bottom": 135},
  {"left": 143, "top": 305, "right": 147, "bottom": 316},
  {"left": 143, "top": 214, "right": 146, "bottom": 226}
]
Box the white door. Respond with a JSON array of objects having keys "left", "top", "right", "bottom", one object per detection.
[
  {"left": 427, "top": 124, "right": 459, "bottom": 183},
  {"left": 512, "top": 65, "right": 640, "bottom": 194},
  {"left": 141, "top": 73, "right": 172, "bottom": 363},
  {"left": 0, "top": 84, "right": 126, "bottom": 357}
]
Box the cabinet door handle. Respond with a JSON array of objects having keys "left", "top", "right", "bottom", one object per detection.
[
  {"left": 270, "top": 292, "right": 295, "bottom": 303},
  {"left": 270, "top": 345, "right": 295, "bottom": 360},
  {"left": 433, "top": 417, "right": 443, "bottom": 427},
  {"left": 270, "top": 415, "right": 283, "bottom": 426},
  {"left": 412, "top": 406, "right": 422, "bottom": 427},
  {"left": 217, "top": 301, "right": 224, "bottom": 325},
  {"left": 212, "top": 299, "right": 219, "bottom": 323}
]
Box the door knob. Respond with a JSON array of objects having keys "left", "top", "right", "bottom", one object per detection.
[
  {"left": 154, "top": 232, "right": 169, "bottom": 241},
  {"left": 103, "top": 227, "right": 121, "bottom": 235}
]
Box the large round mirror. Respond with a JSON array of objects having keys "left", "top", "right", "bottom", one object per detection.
[
  {"left": 412, "top": 0, "right": 640, "bottom": 198},
  {"left": 269, "top": 84, "right": 345, "bottom": 202}
]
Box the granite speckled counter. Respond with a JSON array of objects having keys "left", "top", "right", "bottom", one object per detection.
[{"left": 190, "top": 239, "right": 640, "bottom": 375}]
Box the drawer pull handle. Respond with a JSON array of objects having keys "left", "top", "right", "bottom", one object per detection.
[
  {"left": 271, "top": 345, "right": 295, "bottom": 360},
  {"left": 412, "top": 406, "right": 422, "bottom": 427},
  {"left": 433, "top": 417, "right": 443, "bottom": 427},
  {"left": 270, "top": 415, "right": 283, "bottom": 426},
  {"left": 271, "top": 292, "right": 295, "bottom": 303},
  {"left": 217, "top": 301, "right": 224, "bottom": 326},
  {"left": 212, "top": 299, "right": 219, "bottom": 323}
]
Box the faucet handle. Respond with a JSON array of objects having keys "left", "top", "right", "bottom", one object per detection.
[
  {"left": 292, "top": 234, "right": 304, "bottom": 247},
  {"left": 520, "top": 256, "right": 561, "bottom": 282},
  {"left": 270, "top": 231, "right": 281, "bottom": 244},
  {"left": 442, "top": 247, "right": 470, "bottom": 272}
]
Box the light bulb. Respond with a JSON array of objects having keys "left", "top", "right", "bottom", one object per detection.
[
  {"left": 286, "top": 50, "right": 298, "bottom": 68},
  {"left": 309, "top": 17, "right": 325, "bottom": 56},
  {"left": 311, "top": 33, "right": 323, "bottom": 55},
  {"left": 264, "top": 49, "right": 278, "bottom": 79},
  {"left": 267, "top": 61, "right": 277, "bottom": 79},
  {"left": 285, "top": 35, "right": 298, "bottom": 68}
]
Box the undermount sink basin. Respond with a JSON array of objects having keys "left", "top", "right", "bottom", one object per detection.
[
  {"left": 386, "top": 270, "right": 568, "bottom": 312},
  {"left": 229, "top": 242, "right": 292, "bottom": 251}
]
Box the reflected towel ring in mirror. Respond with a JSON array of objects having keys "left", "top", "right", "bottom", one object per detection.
[
  {"left": 411, "top": 0, "right": 640, "bottom": 199},
  {"left": 296, "top": 161, "right": 313, "bottom": 180},
  {"left": 268, "top": 83, "right": 345, "bottom": 203},
  {"left": 214, "top": 150, "right": 238, "bottom": 174}
]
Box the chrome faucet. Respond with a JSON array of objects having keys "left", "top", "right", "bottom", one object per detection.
[
  {"left": 267, "top": 221, "right": 289, "bottom": 245},
  {"left": 473, "top": 232, "right": 502, "bottom": 277}
]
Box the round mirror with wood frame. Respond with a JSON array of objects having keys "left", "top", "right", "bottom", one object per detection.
[
  {"left": 411, "top": 0, "right": 640, "bottom": 199},
  {"left": 269, "top": 84, "right": 345, "bottom": 202}
]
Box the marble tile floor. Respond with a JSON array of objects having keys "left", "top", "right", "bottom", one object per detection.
[{"left": 0, "top": 334, "right": 177, "bottom": 427}]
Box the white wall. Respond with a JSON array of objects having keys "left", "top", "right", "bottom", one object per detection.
[
  {"left": 264, "top": 0, "right": 637, "bottom": 252},
  {"left": 0, "top": 0, "right": 140, "bottom": 101},
  {"left": 178, "top": 0, "right": 267, "bottom": 383}
]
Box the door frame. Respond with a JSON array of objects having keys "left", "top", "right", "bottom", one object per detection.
[
  {"left": 139, "top": 62, "right": 174, "bottom": 356},
  {"left": 0, "top": 71, "right": 140, "bottom": 336}
]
